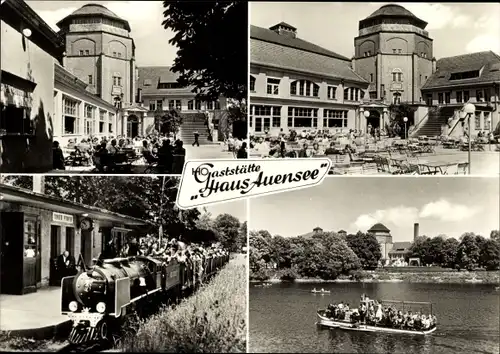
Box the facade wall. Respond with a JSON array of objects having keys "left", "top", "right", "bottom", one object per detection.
[
  {"left": 249, "top": 65, "right": 367, "bottom": 135},
  {"left": 0, "top": 21, "right": 56, "bottom": 172}
]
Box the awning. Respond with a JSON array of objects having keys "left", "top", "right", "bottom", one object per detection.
[{"left": 0, "top": 83, "right": 32, "bottom": 108}]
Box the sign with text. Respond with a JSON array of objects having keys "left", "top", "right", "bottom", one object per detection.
[
  {"left": 52, "top": 212, "right": 74, "bottom": 224},
  {"left": 176, "top": 159, "right": 332, "bottom": 209}
]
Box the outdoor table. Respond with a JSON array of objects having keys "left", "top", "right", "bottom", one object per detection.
[{"left": 418, "top": 161, "right": 462, "bottom": 175}]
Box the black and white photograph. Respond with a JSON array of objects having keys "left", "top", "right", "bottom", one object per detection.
[
  {"left": 0, "top": 175, "right": 247, "bottom": 352},
  {"left": 1, "top": 0, "right": 248, "bottom": 174},
  {"left": 249, "top": 2, "right": 500, "bottom": 176},
  {"left": 249, "top": 177, "right": 499, "bottom": 353}
]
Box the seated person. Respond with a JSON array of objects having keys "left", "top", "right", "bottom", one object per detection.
[
  {"left": 237, "top": 142, "right": 248, "bottom": 159},
  {"left": 52, "top": 141, "right": 65, "bottom": 170}
]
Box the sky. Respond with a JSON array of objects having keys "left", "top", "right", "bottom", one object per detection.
[
  {"left": 26, "top": 1, "right": 177, "bottom": 66},
  {"left": 203, "top": 200, "right": 247, "bottom": 223},
  {"left": 249, "top": 177, "right": 499, "bottom": 241},
  {"left": 251, "top": 2, "right": 500, "bottom": 58}
]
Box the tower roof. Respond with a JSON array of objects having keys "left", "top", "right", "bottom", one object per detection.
[
  {"left": 368, "top": 223, "right": 391, "bottom": 233},
  {"left": 360, "top": 4, "right": 427, "bottom": 30},
  {"left": 56, "top": 4, "right": 131, "bottom": 31}
]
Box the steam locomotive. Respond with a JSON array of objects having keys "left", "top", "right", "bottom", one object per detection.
[{"left": 60, "top": 253, "right": 229, "bottom": 345}]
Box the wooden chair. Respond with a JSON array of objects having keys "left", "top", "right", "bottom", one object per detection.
[{"left": 455, "top": 162, "right": 469, "bottom": 175}]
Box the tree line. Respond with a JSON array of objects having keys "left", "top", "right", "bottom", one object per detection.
[
  {"left": 3, "top": 176, "right": 246, "bottom": 252},
  {"left": 250, "top": 229, "right": 500, "bottom": 281}
]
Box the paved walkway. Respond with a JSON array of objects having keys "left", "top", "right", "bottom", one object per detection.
[{"left": 0, "top": 287, "right": 68, "bottom": 332}]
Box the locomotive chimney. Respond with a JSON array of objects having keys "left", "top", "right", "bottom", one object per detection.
[
  {"left": 414, "top": 223, "right": 419, "bottom": 241},
  {"left": 32, "top": 175, "right": 45, "bottom": 194}
]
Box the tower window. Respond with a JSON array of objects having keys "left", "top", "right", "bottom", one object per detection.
[
  {"left": 85, "top": 50, "right": 90, "bottom": 55},
  {"left": 392, "top": 49, "right": 396, "bottom": 54},
  {"left": 113, "top": 52, "right": 117, "bottom": 57},
  {"left": 370, "top": 73, "right": 373, "bottom": 82},
  {"left": 398, "top": 49, "right": 402, "bottom": 54},
  {"left": 88, "top": 75, "right": 93, "bottom": 85},
  {"left": 79, "top": 50, "right": 84, "bottom": 56},
  {"left": 118, "top": 53, "right": 122, "bottom": 58},
  {"left": 113, "top": 76, "right": 122, "bottom": 86}
]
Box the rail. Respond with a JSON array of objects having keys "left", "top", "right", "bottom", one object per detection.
[{"left": 408, "top": 110, "right": 430, "bottom": 137}]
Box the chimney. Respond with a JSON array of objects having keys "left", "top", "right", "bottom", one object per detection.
[
  {"left": 413, "top": 223, "right": 419, "bottom": 241},
  {"left": 32, "top": 176, "right": 45, "bottom": 194},
  {"left": 313, "top": 227, "right": 323, "bottom": 234},
  {"left": 270, "top": 23, "right": 297, "bottom": 39},
  {"left": 432, "top": 58, "right": 437, "bottom": 73}
]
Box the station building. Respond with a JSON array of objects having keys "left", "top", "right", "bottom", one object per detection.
[{"left": 0, "top": 181, "right": 153, "bottom": 295}]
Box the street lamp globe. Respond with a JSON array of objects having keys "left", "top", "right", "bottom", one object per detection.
[
  {"left": 403, "top": 117, "right": 408, "bottom": 123},
  {"left": 363, "top": 110, "right": 370, "bottom": 118},
  {"left": 464, "top": 103, "right": 475, "bottom": 115}
]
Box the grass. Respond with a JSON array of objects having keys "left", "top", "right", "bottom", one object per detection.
[
  {"left": 0, "top": 332, "right": 65, "bottom": 352},
  {"left": 121, "top": 256, "right": 247, "bottom": 353}
]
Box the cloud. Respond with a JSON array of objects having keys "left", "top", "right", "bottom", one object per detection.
[
  {"left": 353, "top": 206, "right": 419, "bottom": 230},
  {"left": 419, "top": 199, "right": 480, "bottom": 222},
  {"left": 466, "top": 14, "right": 500, "bottom": 54},
  {"left": 38, "top": 7, "right": 78, "bottom": 31}
]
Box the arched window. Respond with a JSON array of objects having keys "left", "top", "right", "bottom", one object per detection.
[
  {"left": 393, "top": 92, "right": 401, "bottom": 105},
  {"left": 290, "top": 80, "right": 319, "bottom": 97},
  {"left": 392, "top": 68, "right": 403, "bottom": 82},
  {"left": 250, "top": 76, "right": 256, "bottom": 92},
  {"left": 344, "top": 87, "right": 362, "bottom": 101}
]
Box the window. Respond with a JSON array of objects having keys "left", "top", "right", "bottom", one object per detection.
[
  {"left": 290, "top": 80, "right": 319, "bottom": 97},
  {"left": 85, "top": 50, "right": 90, "bottom": 55},
  {"left": 420, "top": 74, "right": 422, "bottom": 85},
  {"left": 287, "top": 107, "right": 318, "bottom": 128},
  {"left": 215, "top": 101, "right": 221, "bottom": 110},
  {"left": 464, "top": 90, "right": 470, "bottom": 102},
  {"left": 344, "top": 87, "right": 361, "bottom": 101},
  {"left": 195, "top": 100, "right": 201, "bottom": 110},
  {"left": 327, "top": 86, "right": 337, "bottom": 100},
  {"left": 168, "top": 100, "right": 174, "bottom": 110},
  {"left": 392, "top": 69, "right": 403, "bottom": 82},
  {"left": 175, "top": 100, "right": 181, "bottom": 110},
  {"left": 476, "top": 90, "right": 483, "bottom": 102},
  {"left": 250, "top": 76, "right": 256, "bottom": 92},
  {"left": 392, "top": 49, "right": 397, "bottom": 54},
  {"left": 398, "top": 49, "right": 402, "bottom": 54},
  {"left": 251, "top": 105, "right": 281, "bottom": 132},
  {"left": 88, "top": 75, "right": 93, "bottom": 85},
  {"left": 484, "top": 112, "right": 491, "bottom": 130},
  {"left": 149, "top": 101, "right": 156, "bottom": 111},
  {"left": 367, "top": 51, "right": 371, "bottom": 56},
  {"left": 425, "top": 94, "right": 433, "bottom": 106},
  {"left": 63, "top": 97, "right": 80, "bottom": 134},
  {"left": 207, "top": 101, "right": 214, "bottom": 110},
  {"left": 79, "top": 50, "right": 84, "bottom": 56},
  {"left": 457, "top": 91, "right": 463, "bottom": 103},
  {"left": 99, "top": 110, "right": 106, "bottom": 133},
  {"left": 484, "top": 88, "right": 491, "bottom": 102},
  {"left": 113, "top": 51, "right": 117, "bottom": 57},
  {"left": 113, "top": 76, "right": 122, "bottom": 86},
  {"left": 445, "top": 92, "right": 451, "bottom": 104},
  {"left": 474, "top": 111, "right": 481, "bottom": 130},
  {"left": 323, "top": 109, "right": 348, "bottom": 128},
  {"left": 438, "top": 93, "right": 444, "bottom": 104},
  {"left": 118, "top": 53, "right": 122, "bottom": 58},
  {"left": 370, "top": 73, "right": 374, "bottom": 82},
  {"left": 267, "top": 78, "right": 280, "bottom": 95},
  {"left": 393, "top": 92, "right": 401, "bottom": 104},
  {"left": 157, "top": 100, "right": 163, "bottom": 110},
  {"left": 449, "top": 70, "right": 480, "bottom": 80},
  {"left": 84, "top": 104, "right": 94, "bottom": 135},
  {"left": 108, "top": 113, "right": 114, "bottom": 133},
  {"left": 188, "top": 100, "right": 194, "bottom": 110}
]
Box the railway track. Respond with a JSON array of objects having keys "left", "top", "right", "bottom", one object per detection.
[{"left": 56, "top": 340, "right": 113, "bottom": 353}]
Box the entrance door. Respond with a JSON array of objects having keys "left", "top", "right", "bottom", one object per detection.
[
  {"left": 50, "top": 225, "right": 61, "bottom": 285},
  {"left": 65, "top": 227, "right": 75, "bottom": 255},
  {"left": 0, "top": 212, "right": 24, "bottom": 294},
  {"left": 81, "top": 230, "right": 92, "bottom": 268}
]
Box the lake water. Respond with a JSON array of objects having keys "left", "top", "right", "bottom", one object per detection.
[{"left": 249, "top": 282, "right": 499, "bottom": 354}]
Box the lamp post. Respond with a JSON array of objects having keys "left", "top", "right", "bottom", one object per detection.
[
  {"left": 487, "top": 116, "right": 492, "bottom": 151},
  {"left": 363, "top": 110, "right": 370, "bottom": 147},
  {"left": 463, "top": 103, "right": 475, "bottom": 175},
  {"left": 403, "top": 116, "right": 408, "bottom": 140}
]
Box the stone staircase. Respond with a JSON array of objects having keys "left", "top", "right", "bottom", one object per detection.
[
  {"left": 178, "top": 112, "right": 212, "bottom": 145},
  {"left": 411, "top": 106, "right": 456, "bottom": 138}
]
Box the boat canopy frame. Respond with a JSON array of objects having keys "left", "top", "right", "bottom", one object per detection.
[{"left": 379, "top": 300, "right": 433, "bottom": 315}]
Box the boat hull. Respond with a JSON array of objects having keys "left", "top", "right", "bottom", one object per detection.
[{"left": 316, "top": 312, "right": 436, "bottom": 335}]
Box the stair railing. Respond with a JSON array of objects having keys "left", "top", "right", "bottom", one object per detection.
[{"left": 408, "top": 109, "right": 432, "bottom": 137}]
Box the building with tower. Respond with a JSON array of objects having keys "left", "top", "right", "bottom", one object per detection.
[{"left": 367, "top": 222, "right": 393, "bottom": 260}]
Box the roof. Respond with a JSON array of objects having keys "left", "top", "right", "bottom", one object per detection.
[
  {"left": 422, "top": 51, "right": 500, "bottom": 90},
  {"left": 368, "top": 223, "right": 391, "bottom": 233},
  {"left": 0, "top": 183, "right": 155, "bottom": 226},
  {"left": 137, "top": 66, "right": 195, "bottom": 96},
  {"left": 251, "top": 27, "right": 368, "bottom": 84},
  {"left": 366, "top": 4, "right": 419, "bottom": 20},
  {"left": 56, "top": 4, "right": 131, "bottom": 31},
  {"left": 338, "top": 229, "right": 347, "bottom": 233},
  {"left": 269, "top": 21, "right": 297, "bottom": 31},
  {"left": 389, "top": 242, "right": 413, "bottom": 252}
]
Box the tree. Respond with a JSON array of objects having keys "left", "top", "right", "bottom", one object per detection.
[
  {"left": 271, "top": 235, "right": 292, "bottom": 269},
  {"left": 237, "top": 221, "right": 247, "bottom": 252},
  {"left": 388, "top": 103, "right": 417, "bottom": 138},
  {"left": 346, "top": 232, "right": 382, "bottom": 269},
  {"left": 409, "top": 236, "right": 431, "bottom": 265},
  {"left": 213, "top": 213, "right": 241, "bottom": 252},
  {"left": 490, "top": 230, "right": 500, "bottom": 243},
  {"left": 456, "top": 233, "right": 481, "bottom": 270},
  {"left": 162, "top": 1, "right": 247, "bottom": 102},
  {"left": 157, "top": 109, "right": 183, "bottom": 137},
  {"left": 441, "top": 238, "right": 460, "bottom": 268},
  {"left": 479, "top": 239, "right": 500, "bottom": 270},
  {"left": 249, "top": 230, "right": 273, "bottom": 272}
]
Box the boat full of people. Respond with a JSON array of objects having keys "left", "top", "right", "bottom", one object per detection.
[
  {"left": 311, "top": 288, "right": 331, "bottom": 294},
  {"left": 316, "top": 294, "right": 437, "bottom": 335}
]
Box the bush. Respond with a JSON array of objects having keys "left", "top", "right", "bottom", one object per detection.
[
  {"left": 121, "top": 259, "right": 246, "bottom": 353},
  {"left": 250, "top": 268, "right": 270, "bottom": 281},
  {"left": 278, "top": 268, "right": 299, "bottom": 282},
  {"left": 348, "top": 270, "right": 363, "bottom": 281}
]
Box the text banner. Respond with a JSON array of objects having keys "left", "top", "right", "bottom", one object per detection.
[{"left": 176, "top": 158, "right": 332, "bottom": 209}]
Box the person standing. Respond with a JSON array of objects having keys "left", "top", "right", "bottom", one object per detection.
[
  {"left": 57, "top": 250, "right": 76, "bottom": 278},
  {"left": 192, "top": 131, "right": 200, "bottom": 147},
  {"left": 237, "top": 142, "right": 247, "bottom": 159},
  {"left": 52, "top": 141, "right": 66, "bottom": 170}
]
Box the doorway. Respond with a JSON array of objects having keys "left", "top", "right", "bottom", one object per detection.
[
  {"left": 366, "top": 110, "right": 381, "bottom": 130},
  {"left": 127, "top": 115, "right": 139, "bottom": 138},
  {"left": 0, "top": 212, "right": 24, "bottom": 294},
  {"left": 81, "top": 230, "right": 92, "bottom": 268},
  {"left": 50, "top": 225, "right": 61, "bottom": 286},
  {"left": 65, "top": 227, "right": 74, "bottom": 256}
]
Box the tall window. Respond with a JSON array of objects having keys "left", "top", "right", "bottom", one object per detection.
[
  {"left": 474, "top": 111, "right": 481, "bottom": 130},
  {"left": 344, "top": 88, "right": 361, "bottom": 101},
  {"left": 484, "top": 112, "right": 491, "bottom": 130},
  {"left": 207, "top": 101, "right": 214, "bottom": 110},
  {"left": 438, "top": 93, "right": 444, "bottom": 104},
  {"left": 88, "top": 75, "right": 93, "bottom": 85},
  {"left": 99, "top": 110, "right": 106, "bottom": 133},
  {"left": 175, "top": 100, "right": 181, "bottom": 110},
  {"left": 251, "top": 105, "right": 281, "bottom": 132},
  {"left": 392, "top": 69, "right": 403, "bottom": 82},
  {"left": 84, "top": 104, "right": 94, "bottom": 135},
  {"left": 63, "top": 97, "right": 79, "bottom": 134},
  {"left": 79, "top": 50, "right": 84, "bottom": 56},
  {"left": 393, "top": 92, "right": 401, "bottom": 104},
  {"left": 108, "top": 113, "right": 114, "bottom": 133},
  {"left": 287, "top": 107, "right": 318, "bottom": 128},
  {"left": 113, "top": 76, "right": 122, "bottom": 86},
  {"left": 476, "top": 90, "right": 483, "bottom": 102},
  {"left": 370, "top": 73, "right": 374, "bottom": 82},
  {"left": 484, "top": 88, "right": 491, "bottom": 102},
  {"left": 463, "top": 90, "right": 470, "bottom": 102},
  {"left": 85, "top": 50, "right": 90, "bottom": 55},
  {"left": 267, "top": 78, "right": 280, "bottom": 95},
  {"left": 188, "top": 100, "right": 194, "bottom": 110},
  {"left": 157, "top": 100, "right": 163, "bottom": 110},
  {"left": 323, "top": 110, "right": 348, "bottom": 128},
  {"left": 149, "top": 101, "right": 156, "bottom": 111},
  {"left": 456, "top": 91, "right": 463, "bottom": 103},
  {"left": 195, "top": 100, "right": 201, "bottom": 110},
  {"left": 250, "top": 76, "right": 256, "bottom": 92},
  {"left": 425, "top": 94, "right": 433, "bottom": 106},
  {"left": 290, "top": 80, "right": 319, "bottom": 97},
  {"left": 327, "top": 86, "right": 337, "bottom": 100},
  {"left": 215, "top": 101, "right": 221, "bottom": 110},
  {"left": 445, "top": 92, "right": 451, "bottom": 104}
]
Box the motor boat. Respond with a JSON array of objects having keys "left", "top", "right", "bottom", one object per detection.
[{"left": 311, "top": 288, "right": 331, "bottom": 294}]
